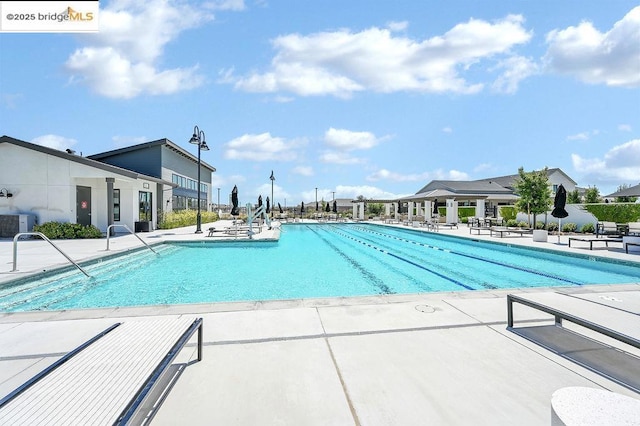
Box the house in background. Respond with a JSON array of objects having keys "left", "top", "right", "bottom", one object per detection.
[
  {"left": 475, "top": 168, "right": 578, "bottom": 196},
  {"left": 88, "top": 138, "right": 216, "bottom": 216},
  {"left": 0, "top": 135, "right": 176, "bottom": 236},
  {"left": 354, "top": 167, "right": 579, "bottom": 223}
]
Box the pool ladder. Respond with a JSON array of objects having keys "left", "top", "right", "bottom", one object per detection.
[
  {"left": 11, "top": 232, "right": 90, "bottom": 277},
  {"left": 106, "top": 224, "right": 157, "bottom": 254}
]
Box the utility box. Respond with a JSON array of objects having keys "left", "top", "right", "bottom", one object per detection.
[
  {"left": 0, "top": 214, "right": 37, "bottom": 238},
  {"left": 134, "top": 221, "right": 152, "bottom": 232}
]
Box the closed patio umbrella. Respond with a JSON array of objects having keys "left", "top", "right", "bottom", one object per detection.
[
  {"left": 231, "top": 185, "right": 239, "bottom": 216},
  {"left": 551, "top": 184, "right": 569, "bottom": 244},
  {"left": 258, "top": 195, "right": 263, "bottom": 209},
  {"left": 266, "top": 196, "right": 270, "bottom": 214},
  {"left": 325, "top": 202, "right": 330, "bottom": 213},
  {"left": 301, "top": 202, "right": 305, "bottom": 213},
  {"left": 278, "top": 202, "right": 283, "bottom": 213},
  {"left": 433, "top": 199, "right": 439, "bottom": 216},
  {"left": 333, "top": 200, "right": 337, "bottom": 213}
]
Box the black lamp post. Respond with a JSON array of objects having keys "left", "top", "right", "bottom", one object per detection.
[
  {"left": 270, "top": 170, "right": 275, "bottom": 219},
  {"left": 189, "top": 125, "right": 210, "bottom": 233}
]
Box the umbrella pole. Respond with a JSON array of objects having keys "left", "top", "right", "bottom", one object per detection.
[{"left": 558, "top": 218, "right": 561, "bottom": 244}]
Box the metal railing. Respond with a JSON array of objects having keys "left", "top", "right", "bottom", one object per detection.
[
  {"left": 106, "top": 224, "right": 158, "bottom": 254},
  {"left": 12, "top": 232, "right": 90, "bottom": 277}
]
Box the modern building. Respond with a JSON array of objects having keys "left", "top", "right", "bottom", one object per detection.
[
  {"left": 88, "top": 138, "right": 216, "bottom": 215},
  {"left": 0, "top": 135, "right": 177, "bottom": 236},
  {"left": 352, "top": 168, "right": 579, "bottom": 223}
]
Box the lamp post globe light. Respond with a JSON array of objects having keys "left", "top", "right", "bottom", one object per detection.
[
  {"left": 189, "top": 125, "right": 210, "bottom": 234},
  {"left": 270, "top": 170, "right": 275, "bottom": 219}
]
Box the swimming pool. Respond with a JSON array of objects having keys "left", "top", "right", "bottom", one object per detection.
[{"left": 1, "top": 223, "right": 639, "bottom": 312}]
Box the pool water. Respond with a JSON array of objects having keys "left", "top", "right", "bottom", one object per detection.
[{"left": 1, "top": 223, "right": 639, "bottom": 312}]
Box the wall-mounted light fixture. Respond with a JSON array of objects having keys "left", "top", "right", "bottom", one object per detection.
[
  {"left": 0, "top": 188, "right": 13, "bottom": 198},
  {"left": 143, "top": 183, "right": 150, "bottom": 189}
]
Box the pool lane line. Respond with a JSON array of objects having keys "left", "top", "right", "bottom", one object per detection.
[
  {"left": 314, "top": 226, "right": 433, "bottom": 292},
  {"left": 326, "top": 225, "right": 475, "bottom": 290},
  {"left": 305, "top": 226, "right": 394, "bottom": 295},
  {"left": 351, "top": 224, "right": 582, "bottom": 286}
]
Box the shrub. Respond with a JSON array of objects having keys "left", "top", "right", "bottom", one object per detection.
[
  {"left": 158, "top": 210, "right": 219, "bottom": 229},
  {"left": 506, "top": 219, "right": 518, "bottom": 227},
  {"left": 562, "top": 222, "right": 578, "bottom": 233},
  {"left": 546, "top": 222, "right": 559, "bottom": 232},
  {"left": 517, "top": 221, "right": 529, "bottom": 228},
  {"left": 581, "top": 223, "right": 595, "bottom": 234},
  {"left": 535, "top": 221, "right": 546, "bottom": 230},
  {"left": 499, "top": 206, "right": 517, "bottom": 222},
  {"left": 33, "top": 222, "right": 103, "bottom": 239}
]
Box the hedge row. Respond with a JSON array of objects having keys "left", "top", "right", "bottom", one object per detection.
[
  {"left": 157, "top": 210, "right": 219, "bottom": 229},
  {"left": 584, "top": 203, "right": 640, "bottom": 223},
  {"left": 33, "top": 222, "right": 103, "bottom": 239}
]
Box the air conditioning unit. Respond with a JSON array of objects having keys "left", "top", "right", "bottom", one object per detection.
[{"left": 0, "top": 214, "right": 37, "bottom": 238}]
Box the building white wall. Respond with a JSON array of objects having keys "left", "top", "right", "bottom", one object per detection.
[
  {"left": 548, "top": 170, "right": 576, "bottom": 193},
  {"left": 0, "top": 143, "right": 159, "bottom": 233}
]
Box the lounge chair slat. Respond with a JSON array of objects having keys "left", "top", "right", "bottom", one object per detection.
[{"left": 0, "top": 317, "right": 201, "bottom": 425}]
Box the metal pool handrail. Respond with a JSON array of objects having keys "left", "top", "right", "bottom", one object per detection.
[
  {"left": 12, "top": 232, "right": 90, "bottom": 277},
  {"left": 106, "top": 224, "right": 157, "bottom": 254}
]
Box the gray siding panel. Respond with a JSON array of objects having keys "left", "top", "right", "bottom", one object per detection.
[{"left": 93, "top": 146, "right": 162, "bottom": 177}]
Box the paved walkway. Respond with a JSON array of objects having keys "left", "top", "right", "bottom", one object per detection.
[{"left": 1, "top": 220, "right": 639, "bottom": 425}]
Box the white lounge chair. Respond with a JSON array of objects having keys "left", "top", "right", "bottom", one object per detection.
[{"left": 0, "top": 317, "right": 203, "bottom": 425}]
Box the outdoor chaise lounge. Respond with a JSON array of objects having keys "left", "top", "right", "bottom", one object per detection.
[
  {"left": 628, "top": 221, "right": 640, "bottom": 236},
  {"left": 489, "top": 227, "right": 533, "bottom": 238},
  {"left": 506, "top": 292, "right": 640, "bottom": 392},
  {"left": 568, "top": 237, "right": 623, "bottom": 250},
  {"left": 0, "top": 317, "right": 203, "bottom": 425},
  {"left": 469, "top": 225, "right": 492, "bottom": 235},
  {"left": 596, "top": 221, "right": 621, "bottom": 238}
]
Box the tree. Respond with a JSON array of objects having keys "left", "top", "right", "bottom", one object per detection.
[
  {"left": 368, "top": 203, "right": 384, "bottom": 216},
  {"left": 584, "top": 186, "right": 601, "bottom": 203},
  {"left": 567, "top": 188, "right": 581, "bottom": 204},
  {"left": 513, "top": 167, "right": 552, "bottom": 227}
]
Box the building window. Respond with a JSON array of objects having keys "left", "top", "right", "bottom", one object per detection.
[
  {"left": 171, "top": 173, "right": 208, "bottom": 195},
  {"left": 113, "top": 189, "right": 121, "bottom": 221},
  {"left": 139, "top": 191, "right": 152, "bottom": 221},
  {"left": 552, "top": 184, "right": 558, "bottom": 194}
]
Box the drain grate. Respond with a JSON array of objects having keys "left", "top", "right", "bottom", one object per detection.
[{"left": 415, "top": 304, "right": 436, "bottom": 313}]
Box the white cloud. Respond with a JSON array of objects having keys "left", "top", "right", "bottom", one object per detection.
[
  {"left": 442, "top": 127, "right": 453, "bottom": 133},
  {"left": 32, "top": 134, "right": 78, "bottom": 151},
  {"left": 254, "top": 183, "right": 290, "bottom": 201},
  {"left": 619, "top": 124, "right": 632, "bottom": 132},
  {"left": 366, "top": 168, "right": 469, "bottom": 182},
  {"left": 224, "top": 132, "right": 305, "bottom": 161},
  {"left": 324, "top": 127, "right": 383, "bottom": 151},
  {"left": 205, "top": 0, "right": 245, "bottom": 11},
  {"left": 544, "top": 6, "right": 640, "bottom": 88},
  {"left": 567, "top": 132, "right": 590, "bottom": 141},
  {"left": 334, "top": 185, "right": 408, "bottom": 200},
  {"left": 572, "top": 139, "right": 640, "bottom": 182},
  {"left": 491, "top": 55, "right": 538, "bottom": 94},
  {"left": 65, "top": 0, "right": 214, "bottom": 98},
  {"left": 319, "top": 151, "right": 364, "bottom": 164},
  {"left": 226, "top": 14, "right": 532, "bottom": 97},
  {"left": 292, "top": 166, "right": 314, "bottom": 176},
  {"left": 387, "top": 21, "right": 408, "bottom": 32}
]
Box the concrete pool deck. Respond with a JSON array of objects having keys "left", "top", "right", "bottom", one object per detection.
[{"left": 1, "top": 220, "right": 639, "bottom": 424}]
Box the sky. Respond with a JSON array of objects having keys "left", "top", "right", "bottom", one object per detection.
[{"left": 1, "top": 0, "right": 639, "bottom": 208}]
